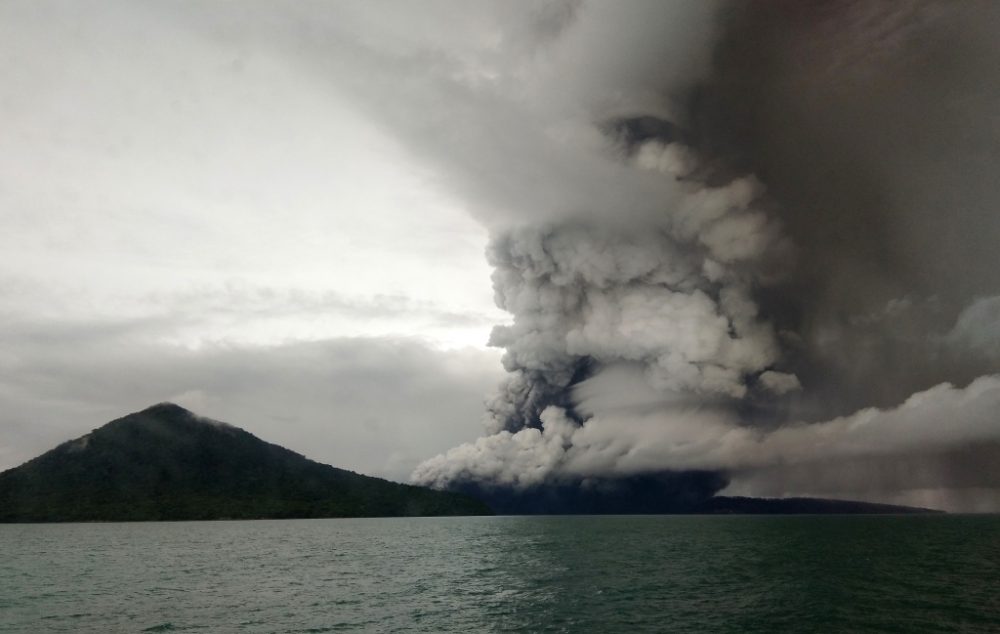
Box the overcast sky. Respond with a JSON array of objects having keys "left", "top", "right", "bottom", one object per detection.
[{"left": 0, "top": 0, "right": 510, "bottom": 481}]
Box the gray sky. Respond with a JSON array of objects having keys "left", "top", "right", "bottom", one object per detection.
[{"left": 0, "top": 0, "right": 507, "bottom": 480}]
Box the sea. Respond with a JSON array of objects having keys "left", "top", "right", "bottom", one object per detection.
[{"left": 1, "top": 515, "right": 998, "bottom": 633}]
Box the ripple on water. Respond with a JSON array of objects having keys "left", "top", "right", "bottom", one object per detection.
[{"left": 0, "top": 516, "right": 997, "bottom": 633}]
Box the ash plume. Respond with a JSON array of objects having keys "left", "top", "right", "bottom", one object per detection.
[{"left": 305, "top": 0, "right": 1000, "bottom": 510}]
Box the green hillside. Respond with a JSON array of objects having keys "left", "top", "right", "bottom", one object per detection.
[{"left": 0, "top": 403, "right": 491, "bottom": 522}]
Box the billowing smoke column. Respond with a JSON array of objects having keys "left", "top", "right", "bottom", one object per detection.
[
  {"left": 346, "top": 0, "right": 1000, "bottom": 511},
  {"left": 413, "top": 137, "right": 797, "bottom": 508},
  {"left": 482, "top": 147, "right": 794, "bottom": 436}
]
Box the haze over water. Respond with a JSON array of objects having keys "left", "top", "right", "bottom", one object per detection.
[{"left": 2, "top": 516, "right": 998, "bottom": 633}]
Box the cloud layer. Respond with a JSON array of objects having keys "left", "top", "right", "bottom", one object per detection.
[{"left": 0, "top": 311, "right": 502, "bottom": 482}]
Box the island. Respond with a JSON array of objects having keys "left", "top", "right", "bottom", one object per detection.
[{"left": 0, "top": 403, "right": 491, "bottom": 522}]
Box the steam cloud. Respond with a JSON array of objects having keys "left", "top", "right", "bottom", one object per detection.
[{"left": 315, "top": 1, "right": 1000, "bottom": 510}]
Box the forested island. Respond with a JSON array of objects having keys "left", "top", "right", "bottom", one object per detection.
[{"left": 0, "top": 403, "right": 491, "bottom": 522}]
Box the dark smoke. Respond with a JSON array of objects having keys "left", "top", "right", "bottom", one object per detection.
[
  {"left": 327, "top": 0, "right": 1000, "bottom": 511},
  {"left": 692, "top": 0, "right": 1000, "bottom": 420}
]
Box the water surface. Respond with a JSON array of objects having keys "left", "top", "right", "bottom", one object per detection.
[{"left": 2, "top": 515, "right": 998, "bottom": 632}]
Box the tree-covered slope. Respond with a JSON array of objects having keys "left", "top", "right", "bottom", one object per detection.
[{"left": 0, "top": 403, "right": 491, "bottom": 522}]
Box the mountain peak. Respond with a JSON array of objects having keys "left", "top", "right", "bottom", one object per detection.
[{"left": 139, "top": 402, "right": 194, "bottom": 418}]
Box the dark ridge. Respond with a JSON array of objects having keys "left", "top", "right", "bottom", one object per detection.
[
  {"left": 702, "top": 496, "right": 943, "bottom": 515},
  {"left": 448, "top": 475, "right": 942, "bottom": 515},
  {"left": 452, "top": 471, "right": 729, "bottom": 515},
  {"left": 0, "top": 405, "right": 491, "bottom": 522}
]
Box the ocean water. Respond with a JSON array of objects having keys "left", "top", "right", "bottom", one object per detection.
[{"left": 1, "top": 515, "right": 998, "bottom": 633}]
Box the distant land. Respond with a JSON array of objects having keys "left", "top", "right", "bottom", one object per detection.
[
  {"left": 0, "top": 403, "right": 491, "bottom": 522},
  {"left": 454, "top": 477, "right": 942, "bottom": 515},
  {"left": 0, "top": 404, "right": 940, "bottom": 522}
]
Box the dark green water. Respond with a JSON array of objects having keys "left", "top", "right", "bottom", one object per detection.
[{"left": 1, "top": 515, "right": 997, "bottom": 633}]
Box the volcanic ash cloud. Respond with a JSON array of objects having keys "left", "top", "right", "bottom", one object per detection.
[{"left": 338, "top": 1, "right": 1000, "bottom": 509}]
